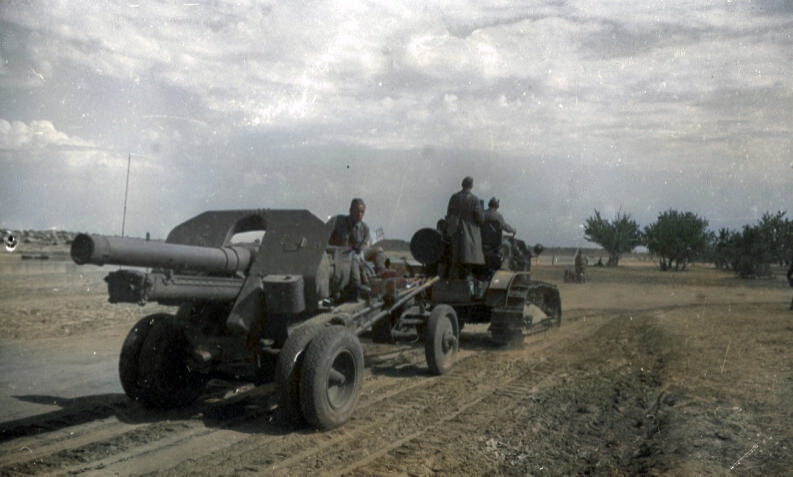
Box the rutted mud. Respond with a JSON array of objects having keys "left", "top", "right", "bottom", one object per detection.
[{"left": 1, "top": 258, "right": 791, "bottom": 476}]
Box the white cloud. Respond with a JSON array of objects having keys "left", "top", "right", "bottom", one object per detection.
[{"left": 0, "top": 119, "right": 94, "bottom": 151}]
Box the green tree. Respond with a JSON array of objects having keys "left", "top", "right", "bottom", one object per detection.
[
  {"left": 712, "top": 228, "right": 732, "bottom": 270},
  {"left": 716, "top": 225, "right": 775, "bottom": 278},
  {"left": 583, "top": 209, "right": 642, "bottom": 267},
  {"left": 710, "top": 211, "right": 791, "bottom": 278},
  {"left": 644, "top": 210, "right": 712, "bottom": 271},
  {"left": 757, "top": 211, "right": 792, "bottom": 266}
]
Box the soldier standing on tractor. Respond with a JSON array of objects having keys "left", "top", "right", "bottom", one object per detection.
[
  {"left": 445, "top": 176, "right": 485, "bottom": 284},
  {"left": 329, "top": 198, "right": 386, "bottom": 300}
]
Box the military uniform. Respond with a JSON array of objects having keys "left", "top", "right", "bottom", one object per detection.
[
  {"left": 446, "top": 188, "right": 485, "bottom": 277},
  {"left": 484, "top": 208, "right": 515, "bottom": 234},
  {"left": 329, "top": 214, "right": 371, "bottom": 252},
  {"left": 329, "top": 214, "right": 386, "bottom": 295}
]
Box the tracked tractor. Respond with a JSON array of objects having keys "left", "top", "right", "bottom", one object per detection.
[{"left": 404, "top": 221, "right": 562, "bottom": 345}]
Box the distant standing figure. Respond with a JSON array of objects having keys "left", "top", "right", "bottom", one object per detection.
[
  {"left": 574, "top": 248, "right": 586, "bottom": 283},
  {"left": 787, "top": 262, "right": 793, "bottom": 310},
  {"left": 445, "top": 176, "right": 485, "bottom": 278}
]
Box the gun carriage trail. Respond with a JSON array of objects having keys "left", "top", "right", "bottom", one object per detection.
[{"left": 1, "top": 247, "right": 792, "bottom": 476}]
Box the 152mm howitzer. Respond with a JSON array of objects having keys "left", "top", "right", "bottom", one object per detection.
[{"left": 73, "top": 209, "right": 458, "bottom": 430}]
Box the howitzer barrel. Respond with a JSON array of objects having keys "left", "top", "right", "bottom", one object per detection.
[{"left": 71, "top": 233, "right": 253, "bottom": 274}]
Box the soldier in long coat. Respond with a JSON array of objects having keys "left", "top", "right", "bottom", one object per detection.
[{"left": 446, "top": 176, "right": 485, "bottom": 278}]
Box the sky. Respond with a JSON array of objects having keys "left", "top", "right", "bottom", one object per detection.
[{"left": 1, "top": 0, "right": 791, "bottom": 247}]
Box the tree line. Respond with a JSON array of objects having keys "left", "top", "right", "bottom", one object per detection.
[{"left": 583, "top": 209, "right": 792, "bottom": 277}]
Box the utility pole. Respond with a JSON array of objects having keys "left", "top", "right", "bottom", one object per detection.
[{"left": 121, "top": 153, "right": 131, "bottom": 237}]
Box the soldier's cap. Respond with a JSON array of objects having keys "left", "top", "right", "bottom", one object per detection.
[{"left": 462, "top": 176, "right": 474, "bottom": 188}]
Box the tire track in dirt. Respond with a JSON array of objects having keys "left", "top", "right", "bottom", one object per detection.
[
  {"left": 8, "top": 390, "right": 297, "bottom": 476},
  {"left": 326, "top": 362, "right": 559, "bottom": 477},
  {"left": 148, "top": 371, "right": 503, "bottom": 476},
  {"left": 321, "top": 321, "right": 599, "bottom": 477},
  {"left": 341, "top": 311, "right": 672, "bottom": 476},
  {"left": 0, "top": 386, "right": 277, "bottom": 475},
  {"left": 0, "top": 344, "right": 468, "bottom": 476},
  {"left": 0, "top": 417, "right": 151, "bottom": 467}
]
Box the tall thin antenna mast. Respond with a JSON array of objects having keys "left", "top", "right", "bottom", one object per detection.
[{"left": 121, "top": 152, "right": 131, "bottom": 237}]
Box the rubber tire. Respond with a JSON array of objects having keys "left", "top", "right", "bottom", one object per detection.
[
  {"left": 119, "top": 313, "right": 165, "bottom": 400},
  {"left": 136, "top": 315, "right": 206, "bottom": 409},
  {"left": 274, "top": 323, "right": 323, "bottom": 425},
  {"left": 424, "top": 305, "right": 459, "bottom": 375},
  {"left": 299, "top": 326, "right": 364, "bottom": 430}
]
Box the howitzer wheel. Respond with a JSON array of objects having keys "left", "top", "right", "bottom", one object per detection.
[
  {"left": 274, "top": 323, "right": 324, "bottom": 425},
  {"left": 299, "top": 326, "right": 363, "bottom": 430},
  {"left": 424, "top": 305, "right": 459, "bottom": 375},
  {"left": 136, "top": 315, "right": 207, "bottom": 409},
  {"left": 119, "top": 313, "right": 165, "bottom": 400}
]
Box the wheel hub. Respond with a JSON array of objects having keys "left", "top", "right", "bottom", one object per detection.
[
  {"left": 327, "top": 350, "right": 356, "bottom": 409},
  {"left": 441, "top": 329, "right": 457, "bottom": 353}
]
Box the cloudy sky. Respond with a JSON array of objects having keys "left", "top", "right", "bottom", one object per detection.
[{"left": 1, "top": 1, "right": 791, "bottom": 246}]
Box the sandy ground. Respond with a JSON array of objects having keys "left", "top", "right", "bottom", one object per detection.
[{"left": 0, "top": 254, "right": 791, "bottom": 476}]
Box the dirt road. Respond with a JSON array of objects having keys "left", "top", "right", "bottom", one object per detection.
[{"left": 1, "top": 257, "right": 791, "bottom": 476}]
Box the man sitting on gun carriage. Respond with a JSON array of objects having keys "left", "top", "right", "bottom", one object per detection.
[{"left": 329, "top": 197, "right": 387, "bottom": 301}]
